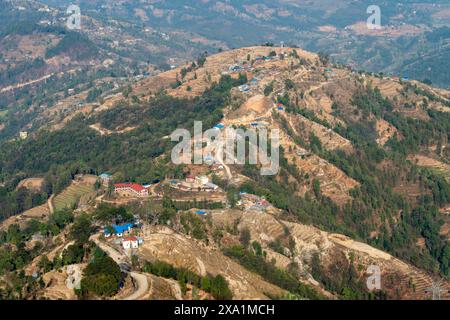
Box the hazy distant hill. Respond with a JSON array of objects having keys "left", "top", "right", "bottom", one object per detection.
[{"left": 38, "top": 0, "right": 450, "bottom": 88}]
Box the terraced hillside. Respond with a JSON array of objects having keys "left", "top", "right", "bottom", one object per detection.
[
  {"left": 0, "top": 175, "right": 98, "bottom": 231},
  {"left": 52, "top": 178, "right": 97, "bottom": 211},
  {"left": 209, "top": 209, "right": 450, "bottom": 300},
  {"left": 0, "top": 46, "right": 449, "bottom": 300}
]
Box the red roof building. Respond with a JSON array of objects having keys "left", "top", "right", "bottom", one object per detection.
[
  {"left": 122, "top": 236, "right": 139, "bottom": 249},
  {"left": 122, "top": 236, "right": 138, "bottom": 242},
  {"left": 114, "top": 183, "right": 149, "bottom": 197}
]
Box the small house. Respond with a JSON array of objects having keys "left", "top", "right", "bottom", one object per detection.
[
  {"left": 204, "top": 155, "right": 214, "bottom": 165},
  {"left": 99, "top": 173, "right": 112, "bottom": 186},
  {"left": 297, "top": 150, "right": 311, "bottom": 157},
  {"left": 195, "top": 176, "right": 209, "bottom": 186},
  {"left": 19, "top": 131, "right": 28, "bottom": 140},
  {"left": 238, "top": 84, "right": 250, "bottom": 92},
  {"left": 186, "top": 175, "right": 195, "bottom": 183},
  {"left": 203, "top": 182, "right": 219, "bottom": 192},
  {"left": 211, "top": 164, "right": 224, "bottom": 171},
  {"left": 229, "top": 65, "right": 242, "bottom": 72},
  {"left": 122, "top": 236, "right": 139, "bottom": 249}
]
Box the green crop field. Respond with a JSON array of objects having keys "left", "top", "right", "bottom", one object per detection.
[{"left": 53, "top": 183, "right": 96, "bottom": 211}]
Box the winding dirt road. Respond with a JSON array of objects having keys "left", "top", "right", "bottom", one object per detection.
[
  {"left": 48, "top": 194, "right": 55, "bottom": 214},
  {"left": 125, "top": 272, "right": 149, "bottom": 300},
  {"left": 90, "top": 234, "right": 149, "bottom": 300}
]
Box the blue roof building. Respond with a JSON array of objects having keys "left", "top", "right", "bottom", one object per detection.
[
  {"left": 195, "top": 210, "right": 207, "bottom": 215},
  {"left": 104, "top": 223, "right": 134, "bottom": 237}
]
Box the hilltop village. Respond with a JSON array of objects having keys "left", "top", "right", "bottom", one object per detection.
[{"left": 0, "top": 45, "right": 449, "bottom": 301}]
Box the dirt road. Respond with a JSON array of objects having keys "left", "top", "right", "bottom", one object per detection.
[
  {"left": 125, "top": 272, "right": 149, "bottom": 300},
  {"left": 90, "top": 234, "right": 149, "bottom": 300},
  {"left": 48, "top": 194, "right": 55, "bottom": 214},
  {"left": 211, "top": 132, "right": 234, "bottom": 180}
]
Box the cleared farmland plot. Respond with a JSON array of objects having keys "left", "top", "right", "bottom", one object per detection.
[
  {"left": 53, "top": 183, "right": 96, "bottom": 211},
  {"left": 0, "top": 203, "right": 50, "bottom": 231}
]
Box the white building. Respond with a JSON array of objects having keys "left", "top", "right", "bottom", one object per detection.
[
  {"left": 19, "top": 131, "right": 28, "bottom": 140},
  {"left": 122, "top": 236, "right": 139, "bottom": 249},
  {"left": 195, "top": 176, "right": 209, "bottom": 186}
]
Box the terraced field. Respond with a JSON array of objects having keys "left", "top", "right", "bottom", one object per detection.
[
  {"left": 53, "top": 182, "right": 97, "bottom": 211},
  {"left": 409, "top": 155, "right": 450, "bottom": 181}
]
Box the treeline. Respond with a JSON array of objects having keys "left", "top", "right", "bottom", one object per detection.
[
  {"left": 223, "top": 244, "right": 324, "bottom": 300},
  {"left": 310, "top": 252, "right": 387, "bottom": 300},
  {"left": 78, "top": 247, "right": 122, "bottom": 298},
  {"left": 0, "top": 187, "right": 47, "bottom": 221},
  {"left": 144, "top": 260, "right": 233, "bottom": 300},
  {"left": 45, "top": 32, "right": 99, "bottom": 61}
]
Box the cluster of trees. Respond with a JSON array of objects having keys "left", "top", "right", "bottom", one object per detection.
[
  {"left": 386, "top": 109, "right": 450, "bottom": 156},
  {"left": 0, "top": 205, "right": 123, "bottom": 298},
  {"left": 143, "top": 260, "right": 232, "bottom": 300},
  {"left": 0, "top": 209, "right": 77, "bottom": 282},
  {"left": 0, "top": 58, "right": 46, "bottom": 87},
  {"left": 222, "top": 244, "right": 324, "bottom": 300},
  {"left": 52, "top": 214, "right": 93, "bottom": 269},
  {"left": 0, "top": 242, "right": 35, "bottom": 275},
  {"left": 310, "top": 252, "right": 387, "bottom": 300},
  {"left": 0, "top": 186, "right": 48, "bottom": 221},
  {"left": 2, "top": 208, "right": 73, "bottom": 245},
  {"left": 94, "top": 204, "right": 134, "bottom": 226},
  {"left": 179, "top": 212, "right": 208, "bottom": 243},
  {"left": 45, "top": 32, "right": 99, "bottom": 61},
  {"left": 79, "top": 247, "right": 122, "bottom": 298}
]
